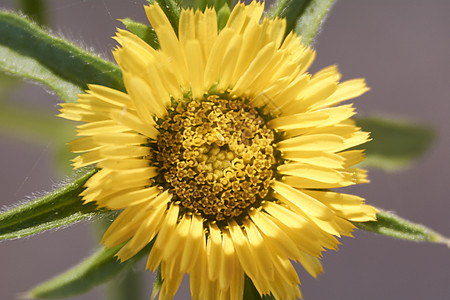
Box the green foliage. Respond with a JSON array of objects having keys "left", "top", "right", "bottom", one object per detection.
[
  {"left": 150, "top": 267, "right": 163, "bottom": 300},
  {"left": 354, "top": 210, "right": 450, "bottom": 245},
  {"left": 356, "top": 117, "right": 435, "bottom": 171},
  {"left": 267, "top": 0, "right": 311, "bottom": 36},
  {"left": 29, "top": 241, "right": 154, "bottom": 298},
  {"left": 243, "top": 276, "right": 275, "bottom": 300},
  {"left": 106, "top": 267, "right": 145, "bottom": 300},
  {"left": 0, "top": 96, "right": 76, "bottom": 173},
  {"left": 0, "top": 10, "right": 124, "bottom": 103},
  {"left": 147, "top": 0, "right": 181, "bottom": 35},
  {"left": 120, "top": 18, "right": 160, "bottom": 49},
  {"left": 293, "top": 0, "right": 336, "bottom": 46},
  {"left": 0, "top": 168, "right": 107, "bottom": 240},
  {"left": 216, "top": 4, "right": 231, "bottom": 30},
  {"left": 187, "top": 0, "right": 233, "bottom": 11},
  {"left": 268, "top": 0, "right": 336, "bottom": 46},
  {"left": 0, "top": 2, "right": 444, "bottom": 300}
]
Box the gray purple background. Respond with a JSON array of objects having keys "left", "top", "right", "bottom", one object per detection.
[{"left": 0, "top": 0, "right": 449, "bottom": 299}]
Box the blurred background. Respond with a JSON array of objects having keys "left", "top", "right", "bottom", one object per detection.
[{"left": 0, "top": 0, "right": 449, "bottom": 299}]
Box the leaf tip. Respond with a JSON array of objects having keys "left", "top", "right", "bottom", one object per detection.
[
  {"left": 16, "top": 292, "right": 33, "bottom": 299},
  {"left": 432, "top": 234, "right": 450, "bottom": 248}
]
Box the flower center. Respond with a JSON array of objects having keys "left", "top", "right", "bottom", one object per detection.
[{"left": 153, "top": 95, "right": 277, "bottom": 223}]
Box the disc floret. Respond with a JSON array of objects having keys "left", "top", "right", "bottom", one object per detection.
[{"left": 153, "top": 95, "right": 277, "bottom": 224}]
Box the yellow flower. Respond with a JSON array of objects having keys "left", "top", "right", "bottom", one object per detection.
[{"left": 59, "top": 2, "right": 377, "bottom": 299}]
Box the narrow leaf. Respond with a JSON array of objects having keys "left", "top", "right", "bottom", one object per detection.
[
  {"left": 356, "top": 117, "right": 435, "bottom": 171},
  {"left": 0, "top": 101, "right": 74, "bottom": 144},
  {"left": 267, "top": 0, "right": 310, "bottom": 36},
  {"left": 0, "top": 168, "right": 107, "bottom": 240},
  {"left": 354, "top": 210, "right": 450, "bottom": 246},
  {"left": 28, "top": 241, "right": 154, "bottom": 298},
  {"left": 147, "top": 0, "right": 181, "bottom": 35},
  {"left": 107, "top": 268, "right": 145, "bottom": 300},
  {"left": 0, "top": 44, "right": 83, "bottom": 103},
  {"left": 120, "top": 18, "right": 160, "bottom": 50},
  {"left": 293, "top": 0, "right": 335, "bottom": 46},
  {"left": 0, "top": 10, "right": 124, "bottom": 103},
  {"left": 0, "top": 100, "right": 77, "bottom": 173}
]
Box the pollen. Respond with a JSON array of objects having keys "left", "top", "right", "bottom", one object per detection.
[{"left": 153, "top": 95, "right": 277, "bottom": 223}]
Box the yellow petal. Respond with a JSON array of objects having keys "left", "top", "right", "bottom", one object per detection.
[
  {"left": 220, "top": 231, "right": 237, "bottom": 290},
  {"left": 282, "top": 150, "right": 345, "bottom": 168},
  {"left": 185, "top": 40, "right": 205, "bottom": 99},
  {"left": 116, "top": 192, "right": 170, "bottom": 260},
  {"left": 76, "top": 120, "right": 129, "bottom": 136},
  {"left": 97, "top": 158, "right": 150, "bottom": 170},
  {"left": 339, "top": 149, "right": 366, "bottom": 167},
  {"left": 243, "top": 219, "right": 274, "bottom": 281},
  {"left": 207, "top": 224, "right": 223, "bottom": 282},
  {"left": 272, "top": 181, "right": 341, "bottom": 235},
  {"left": 278, "top": 133, "right": 344, "bottom": 151},
  {"left": 68, "top": 137, "right": 101, "bottom": 153},
  {"left": 249, "top": 209, "right": 303, "bottom": 260},
  {"left": 180, "top": 214, "right": 204, "bottom": 272},
  {"left": 228, "top": 220, "right": 259, "bottom": 282},
  {"left": 104, "top": 186, "right": 160, "bottom": 209},
  {"left": 277, "top": 162, "right": 345, "bottom": 184},
  {"left": 124, "top": 75, "right": 167, "bottom": 119},
  {"left": 312, "top": 78, "right": 369, "bottom": 110}
]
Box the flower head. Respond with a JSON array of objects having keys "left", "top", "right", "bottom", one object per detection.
[{"left": 60, "top": 1, "right": 377, "bottom": 299}]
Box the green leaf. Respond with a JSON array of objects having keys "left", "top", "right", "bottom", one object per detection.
[
  {"left": 0, "top": 99, "right": 77, "bottom": 173},
  {"left": 147, "top": 0, "right": 181, "bottom": 35},
  {"left": 107, "top": 268, "right": 145, "bottom": 300},
  {"left": 267, "top": 0, "right": 335, "bottom": 46},
  {"left": 354, "top": 210, "right": 450, "bottom": 246},
  {"left": 0, "top": 10, "right": 124, "bottom": 103},
  {"left": 18, "top": 0, "right": 47, "bottom": 25},
  {"left": 0, "top": 168, "right": 108, "bottom": 240},
  {"left": 190, "top": 0, "right": 233, "bottom": 11},
  {"left": 216, "top": 4, "right": 231, "bottom": 30},
  {"left": 293, "top": 0, "right": 335, "bottom": 46},
  {"left": 356, "top": 117, "right": 435, "bottom": 171},
  {"left": 267, "top": 0, "right": 310, "bottom": 36},
  {"left": 212, "top": 0, "right": 233, "bottom": 12},
  {"left": 120, "top": 18, "right": 160, "bottom": 50},
  {"left": 243, "top": 276, "right": 275, "bottom": 300},
  {"left": 0, "top": 100, "right": 74, "bottom": 144},
  {"left": 28, "top": 241, "right": 154, "bottom": 298},
  {"left": 150, "top": 267, "right": 162, "bottom": 300}
]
